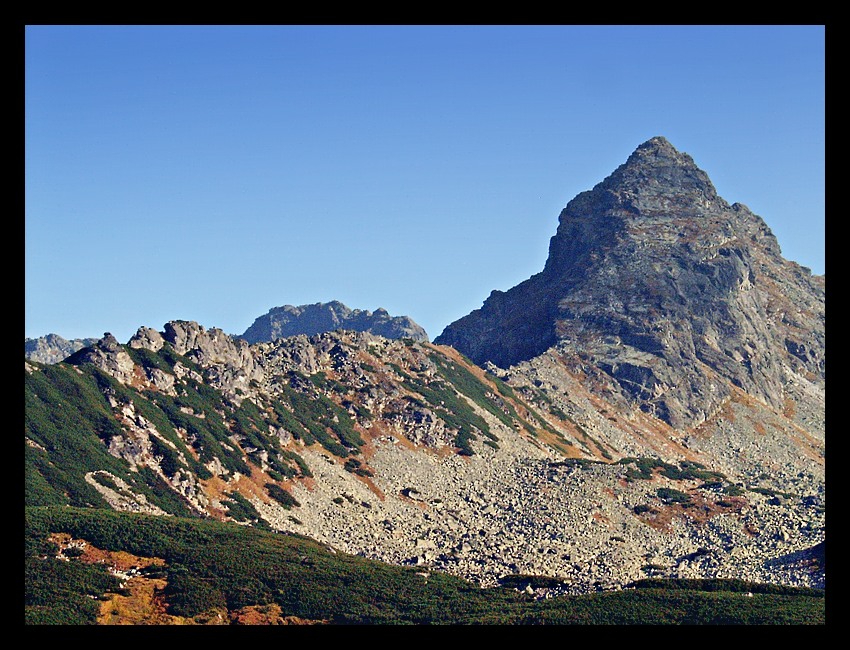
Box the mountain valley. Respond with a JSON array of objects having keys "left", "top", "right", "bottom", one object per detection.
[{"left": 25, "top": 137, "right": 825, "bottom": 623}]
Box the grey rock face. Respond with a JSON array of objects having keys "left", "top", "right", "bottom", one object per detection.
[
  {"left": 128, "top": 326, "right": 165, "bottom": 352},
  {"left": 150, "top": 320, "right": 264, "bottom": 402},
  {"left": 436, "top": 137, "right": 824, "bottom": 429},
  {"left": 25, "top": 333, "right": 99, "bottom": 364},
  {"left": 240, "top": 300, "right": 429, "bottom": 344},
  {"left": 65, "top": 333, "right": 137, "bottom": 384}
]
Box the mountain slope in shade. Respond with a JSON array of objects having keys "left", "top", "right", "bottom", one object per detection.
[
  {"left": 436, "top": 137, "right": 824, "bottom": 430},
  {"left": 240, "top": 300, "right": 429, "bottom": 344}
]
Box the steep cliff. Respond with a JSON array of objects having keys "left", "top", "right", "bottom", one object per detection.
[{"left": 436, "top": 137, "right": 824, "bottom": 430}]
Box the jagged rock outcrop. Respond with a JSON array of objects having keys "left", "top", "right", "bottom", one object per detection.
[
  {"left": 436, "top": 137, "right": 824, "bottom": 430},
  {"left": 65, "top": 333, "right": 137, "bottom": 384},
  {"left": 134, "top": 320, "right": 264, "bottom": 403},
  {"left": 128, "top": 326, "right": 165, "bottom": 352},
  {"left": 240, "top": 301, "right": 429, "bottom": 344},
  {"left": 25, "top": 333, "right": 99, "bottom": 364}
]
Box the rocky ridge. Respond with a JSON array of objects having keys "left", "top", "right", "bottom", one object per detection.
[
  {"left": 25, "top": 333, "right": 99, "bottom": 364},
  {"left": 33, "top": 318, "right": 824, "bottom": 595},
  {"left": 240, "top": 300, "right": 429, "bottom": 344}
]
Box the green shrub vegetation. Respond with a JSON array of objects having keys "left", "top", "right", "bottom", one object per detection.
[
  {"left": 429, "top": 352, "right": 517, "bottom": 430},
  {"left": 748, "top": 486, "right": 794, "bottom": 499},
  {"left": 136, "top": 467, "right": 196, "bottom": 517},
  {"left": 91, "top": 472, "right": 119, "bottom": 491},
  {"left": 724, "top": 484, "right": 746, "bottom": 497},
  {"left": 230, "top": 398, "right": 313, "bottom": 479},
  {"left": 26, "top": 363, "right": 152, "bottom": 509},
  {"left": 275, "top": 383, "right": 362, "bottom": 458},
  {"left": 656, "top": 487, "right": 693, "bottom": 505},
  {"left": 220, "top": 492, "right": 270, "bottom": 530},
  {"left": 398, "top": 362, "right": 498, "bottom": 456},
  {"left": 23, "top": 347, "right": 825, "bottom": 626},
  {"left": 109, "top": 377, "right": 213, "bottom": 480},
  {"left": 25, "top": 506, "right": 825, "bottom": 625},
  {"left": 620, "top": 457, "right": 727, "bottom": 485},
  {"left": 26, "top": 551, "right": 124, "bottom": 625},
  {"left": 266, "top": 483, "right": 300, "bottom": 509},
  {"left": 549, "top": 458, "right": 606, "bottom": 469},
  {"left": 344, "top": 457, "right": 374, "bottom": 477},
  {"left": 149, "top": 435, "right": 183, "bottom": 478},
  {"left": 149, "top": 388, "right": 252, "bottom": 477},
  {"left": 125, "top": 345, "right": 174, "bottom": 374},
  {"left": 498, "top": 574, "right": 569, "bottom": 590},
  {"left": 628, "top": 577, "right": 824, "bottom": 597},
  {"left": 310, "top": 371, "right": 349, "bottom": 395}
]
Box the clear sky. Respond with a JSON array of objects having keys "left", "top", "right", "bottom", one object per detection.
[{"left": 25, "top": 25, "right": 825, "bottom": 343}]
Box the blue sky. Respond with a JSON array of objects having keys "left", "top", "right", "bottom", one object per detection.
[{"left": 25, "top": 25, "right": 825, "bottom": 343}]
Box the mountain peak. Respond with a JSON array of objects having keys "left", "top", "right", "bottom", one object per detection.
[
  {"left": 634, "top": 135, "right": 678, "bottom": 155},
  {"left": 241, "top": 301, "right": 429, "bottom": 344},
  {"left": 594, "top": 136, "right": 720, "bottom": 208},
  {"left": 621, "top": 136, "right": 701, "bottom": 174},
  {"left": 436, "top": 138, "right": 824, "bottom": 429}
]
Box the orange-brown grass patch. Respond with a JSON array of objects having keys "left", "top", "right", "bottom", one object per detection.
[
  {"left": 229, "top": 604, "right": 327, "bottom": 625},
  {"left": 591, "top": 511, "right": 610, "bottom": 526},
  {"left": 48, "top": 533, "right": 165, "bottom": 571},
  {"left": 355, "top": 474, "right": 386, "bottom": 500},
  {"left": 541, "top": 433, "right": 584, "bottom": 458},
  {"left": 201, "top": 474, "right": 237, "bottom": 518},
  {"left": 44, "top": 534, "right": 200, "bottom": 625},
  {"left": 633, "top": 492, "right": 746, "bottom": 533},
  {"left": 720, "top": 399, "right": 737, "bottom": 423},
  {"left": 127, "top": 363, "right": 149, "bottom": 390},
  {"left": 783, "top": 398, "right": 797, "bottom": 419},
  {"left": 97, "top": 574, "right": 209, "bottom": 625}
]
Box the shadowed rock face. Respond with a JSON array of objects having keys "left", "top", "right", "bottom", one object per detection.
[
  {"left": 240, "top": 301, "right": 429, "bottom": 344},
  {"left": 436, "top": 137, "right": 824, "bottom": 429}
]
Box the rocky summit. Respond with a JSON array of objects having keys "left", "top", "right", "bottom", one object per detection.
[
  {"left": 24, "top": 333, "right": 99, "bottom": 365},
  {"left": 240, "top": 300, "right": 429, "bottom": 344},
  {"left": 436, "top": 136, "right": 824, "bottom": 430},
  {"left": 25, "top": 137, "right": 825, "bottom": 605}
]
